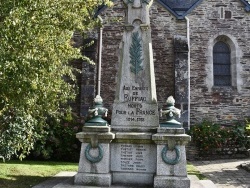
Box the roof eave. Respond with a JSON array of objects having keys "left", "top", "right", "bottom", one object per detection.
[
  {"left": 156, "top": 0, "right": 204, "bottom": 20},
  {"left": 239, "top": 0, "right": 250, "bottom": 12}
]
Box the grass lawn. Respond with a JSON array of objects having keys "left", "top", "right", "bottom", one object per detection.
[
  {"left": 187, "top": 162, "right": 206, "bottom": 180},
  {"left": 0, "top": 160, "right": 205, "bottom": 188},
  {"left": 0, "top": 160, "right": 78, "bottom": 188}
]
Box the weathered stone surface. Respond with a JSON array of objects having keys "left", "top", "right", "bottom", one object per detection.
[
  {"left": 157, "top": 127, "right": 185, "bottom": 134},
  {"left": 174, "top": 35, "right": 188, "bottom": 52},
  {"left": 115, "top": 132, "right": 153, "bottom": 140},
  {"left": 153, "top": 127, "right": 190, "bottom": 187},
  {"left": 82, "top": 126, "right": 111, "bottom": 133},
  {"left": 188, "top": 0, "right": 250, "bottom": 124},
  {"left": 111, "top": 0, "right": 159, "bottom": 131},
  {"left": 112, "top": 172, "right": 154, "bottom": 186},
  {"left": 154, "top": 176, "right": 190, "bottom": 188},
  {"left": 152, "top": 133, "right": 191, "bottom": 145},
  {"left": 109, "top": 2, "right": 160, "bottom": 186},
  {"left": 110, "top": 131, "right": 157, "bottom": 185},
  {"left": 111, "top": 103, "right": 159, "bottom": 131},
  {"left": 155, "top": 145, "right": 188, "bottom": 176},
  {"left": 174, "top": 35, "right": 190, "bottom": 129},
  {"left": 77, "top": 143, "right": 111, "bottom": 174},
  {"left": 111, "top": 143, "right": 156, "bottom": 173},
  {"left": 74, "top": 173, "right": 112, "bottom": 187},
  {"left": 76, "top": 131, "right": 115, "bottom": 143}
]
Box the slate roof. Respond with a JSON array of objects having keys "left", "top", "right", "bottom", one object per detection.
[
  {"left": 95, "top": 0, "right": 250, "bottom": 19},
  {"left": 241, "top": 0, "right": 250, "bottom": 11},
  {"left": 158, "top": 0, "right": 250, "bottom": 18},
  {"left": 156, "top": 0, "right": 203, "bottom": 19}
]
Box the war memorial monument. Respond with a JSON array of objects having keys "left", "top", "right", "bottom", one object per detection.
[{"left": 74, "top": 0, "right": 191, "bottom": 187}]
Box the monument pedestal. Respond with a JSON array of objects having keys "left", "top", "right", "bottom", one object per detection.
[
  {"left": 74, "top": 126, "right": 115, "bottom": 187},
  {"left": 152, "top": 128, "right": 191, "bottom": 188},
  {"left": 110, "top": 132, "right": 156, "bottom": 186}
]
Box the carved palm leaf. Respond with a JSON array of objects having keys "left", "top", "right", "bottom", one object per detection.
[{"left": 129, "top": 31, "right": 143, "bottom": 75}]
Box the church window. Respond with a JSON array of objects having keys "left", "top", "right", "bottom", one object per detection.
[{"left": 213, "top": 41, "right": 231, "bottom": 86}]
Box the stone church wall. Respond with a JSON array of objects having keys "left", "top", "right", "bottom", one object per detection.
[{"left": 188, "top": 0, "right": 250, "bottom": 124}]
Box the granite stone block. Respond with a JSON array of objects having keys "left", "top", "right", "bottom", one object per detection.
[
  {"left": 74, "top": 173, "right": 112, "bottom": 187},
  {"left": 77, "top": 143, "right": 110, "bottom": 174}
]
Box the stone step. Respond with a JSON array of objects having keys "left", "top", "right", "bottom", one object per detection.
[
  {"left": 199, "top": 180, "right": 217, "bottom": 188},
  {"left": 188, "top": 175, "right": 200, "bottom": 181},
  {"left": 32, "top": 172, "right": 77, "bottom": 188},
  {"left": 32, "top": 172, "right": 217, "bottom": 188},
  {"left": 189, "top": 175, "right": 216, "bottom": 188}
]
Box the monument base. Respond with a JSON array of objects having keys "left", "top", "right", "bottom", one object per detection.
[
  {"left": 75, "top": 126, "right": 115, "bottom": 187},
  {"left": 74, "top": 173, "right": 112, "bottom": 187},
  {"left": 154, "top": 176, "right": 190, "bottom": 188},
  {"left": 112, "top": 172, "right": 154, "bottom": 186}
]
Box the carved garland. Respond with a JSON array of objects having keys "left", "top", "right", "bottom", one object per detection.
[
  {"left": 85, "top": 143, "right": 103, "bottom": 163},
  {"left": 161, "top": 145, "right": 181, "bottom": 165}
]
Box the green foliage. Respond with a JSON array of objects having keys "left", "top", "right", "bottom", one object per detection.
[
  {"left": 189, "top": 120, "right": 250, "bottom": 156},
  {"left": 30, "top": 112, "right": 82, "bottom": 162},
  {"left": 186, "top": 162, "right": 206, "bottom": 180},
  {"left": 245, "top": 118, "right": 250, "bottom": 136},
  {"left": 0, "top": 0, "right": 112, "bottom": 160},
  {"left": 189, "top": 120, "right": 220, "bottom": 152},
  {"left": 0, "top": 110, "right": 38, "bottom": 160}
]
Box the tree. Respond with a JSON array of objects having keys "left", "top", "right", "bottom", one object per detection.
[{"left": 0, "top": 0, "right": 112, "bottom": 160}]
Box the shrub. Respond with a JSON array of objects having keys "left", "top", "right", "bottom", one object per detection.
[
  {"left": 245, "top": 118, "right": 250, "bottom": 136},
  {"left": 189, "top": 120, "right": 250, "bottom": 157},
  {"left": 0, "top": 110, "right": 38, "bottom": 160},
  {"left": 29, "top": 111, "right": 83, "bottom": 162}
]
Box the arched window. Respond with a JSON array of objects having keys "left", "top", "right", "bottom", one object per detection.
[{"left": 213, "top": 41, "right": 231, "bottom": 86}]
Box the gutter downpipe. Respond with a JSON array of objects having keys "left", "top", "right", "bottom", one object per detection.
[
  {"left": 97, "top": 15, "right": 103, "bottom": 96},
  {"left": 185, "top": 16, "right": 191, "bottom": 129}
]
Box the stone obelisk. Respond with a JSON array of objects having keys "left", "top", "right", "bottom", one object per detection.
[{"left": 111, "top": 0, "right": 159, "bottom": 132}]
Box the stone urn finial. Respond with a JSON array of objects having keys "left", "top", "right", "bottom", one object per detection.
[
  {"left": 84, "top": 95, "right": 108, "bottom": 126},
  {"left": 160, "top": 96, "right": 182, "bottom": 128}
]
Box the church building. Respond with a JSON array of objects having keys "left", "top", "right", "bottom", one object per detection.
[{"left": 75, "top": 0, "right": 250, "bottom": 129}]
